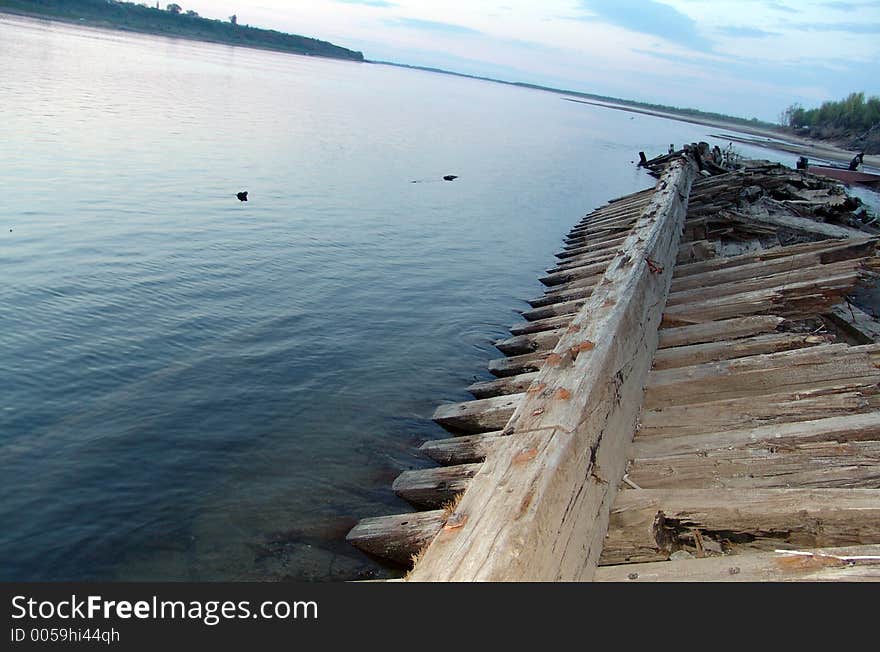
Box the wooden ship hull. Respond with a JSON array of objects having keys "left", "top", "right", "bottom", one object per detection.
[
  {"left": 347, "top": 146, "right": 880, "bottom": 581},
  {"left": 807, "top": 165, "right": 880, "bottom": 189}
]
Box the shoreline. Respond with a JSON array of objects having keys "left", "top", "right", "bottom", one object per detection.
[
  {"left": 5, "top": 8, "right": 875, "bottom": 171},
  {"left": 563, "top": 97, "right": 880, "bottom": 169}
]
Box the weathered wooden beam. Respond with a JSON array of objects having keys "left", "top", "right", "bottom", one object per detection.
[
  {"left": 667, "top": 259, "right": 867, "bottom": 308},
  {"left": 346, "top": 510, "right": 446, "bottom": 566},
  {"left": 432, "top": 394, "right": 522, "bottom": 433},
  {"left": 419, "top": 432, "right": 504, "bottom": 465},
  {"left": 527, "top": 277, "right": 600, "bottom": 308},
  {"left": 637, "top": 383, "right": 880, "bottom": 438},
  {"left": 644, "top": 344, "right": 880, "bottom": 408},
  {"left": 660, "top": 271, "right": 860, "bottom": 326},
  {"left": 626, "top": 439, "right": 880, "bottom": 490},
  {"left": 651, "top": 332, "right": 827, "bottom": 370},
  {"left": 508, "top": 314, "right": 572, "bottom": 336},
  {"left": 555, "top": 236, "right": 627, "bottom": 260},
  {"left": 392, "top": 464, "right": 482, "bottom": 508},
  {"left": 547, "top": 250, "right": 616, "bottom": 274},
  {"left": 671, "top": 246, "right": 866, "bottom": 292},
  {"left": 594, "top": 545, "right": 880, "bottom": 582},
  {"left": 540, "top": 259, "right": 614, "bottom": 287},
  {"left": 657, "top": 315, "right": 785, "bottom": 349},
  {"left": 745, "top": 210, "right": 869, "bottom": 239},
  {"left": 520, "top": 299, "right": 583, "bottom": 322},
  {"left": 487, "top": 351, "right": 548, "bottom": 377},
  {"left": 672, "top": 237, "right": 875, "bottom": 280},
  {"left": 825, "top": 303, "right": 880, "bottom": 344},
  {"left": 467, "top": 374, "right": 538, "bottom": 399},
  {"left": 600, "top": 488, "right": 880, "bottom": 565},
  {"left": 407, "top": 156, "right": 696, "bottom": 581},
  {"left": 483, "top": 352, "right": 544, "bottom": 381},
  {"left": 632, "top": 411, "right": 880, "bottom": 459},
  {"left": 495, "top": 328, "right": 565, "bottom": 356}
]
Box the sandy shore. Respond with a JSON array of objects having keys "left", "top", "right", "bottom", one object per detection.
[{"left": 563, "top": 97, "right": 880, "bottom": 169}]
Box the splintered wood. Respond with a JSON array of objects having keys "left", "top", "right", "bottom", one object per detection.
[{"left": 346, "top": 151, "right": 880, "bottom": 582}]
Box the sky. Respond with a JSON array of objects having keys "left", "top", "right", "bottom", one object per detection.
[{"left": 173, "top": 0, "right": 880, "bottom": 123}]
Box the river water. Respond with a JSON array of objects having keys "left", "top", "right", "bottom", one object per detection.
[{"left": 0, "top": 14, "right": 827, "bottom": 581}]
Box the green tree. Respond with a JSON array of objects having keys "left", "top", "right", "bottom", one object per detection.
[{"left": 166, "top": 3, "right": 181, "bottom": 13}]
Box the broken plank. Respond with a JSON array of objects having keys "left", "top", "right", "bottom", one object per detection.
[
  {"left": 599, "top": 488, "right": 880, "bottom": 565},
  {"left": 594, "top": 544, "right": 880, "bottom": 582}
]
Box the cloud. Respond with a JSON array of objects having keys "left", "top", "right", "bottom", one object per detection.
[
  {"left": 385, "top": 18, "right": 482, "bottom": 35},
  {"left": 577, "top": 0, "right": 712, "bottom": 52},
  {"left": 716, "top": 26, "right": 779, "bottom": 38},
  {"left": 789, "top": 21, "right": 880, "bottom": 33},
  {"left": 764, "top": 1, "right": 800, "bottom": 13},
  {"left": 819, "top": 1, "right": 858, "bottom": 10},
  {"left": 334, "top": 0, "right": 396, "bottom": 7}
]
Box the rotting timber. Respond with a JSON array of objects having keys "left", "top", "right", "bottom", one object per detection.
[{"left": 347, "top": 144, "right": 880, "bottom": 581}]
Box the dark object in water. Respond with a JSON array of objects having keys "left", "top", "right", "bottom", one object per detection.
[
  {"left": 236, "top": 191, "right": 248, "bottom": 201},
  {"left": 443, "top": 175, "right": 458, "bottom": 181}
]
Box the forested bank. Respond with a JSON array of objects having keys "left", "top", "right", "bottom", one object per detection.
[
  {"left": 782, "top": 92, "right": 880, "bottom": 155},
  {"left": 0, "top": 0, "right": 364, "bottom": 61}
]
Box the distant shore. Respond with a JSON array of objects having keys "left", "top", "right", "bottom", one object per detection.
[{"left": 563, "top": 97, "right": 880, "bottom": 170}]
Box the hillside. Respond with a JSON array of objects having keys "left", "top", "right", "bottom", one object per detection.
[{"left": 0, "top": 0, "right": 364, "bottom": 62}]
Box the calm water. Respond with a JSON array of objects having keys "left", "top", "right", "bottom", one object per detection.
[{"left": 0, "top": 15, "right": 821, "bottom": 581}]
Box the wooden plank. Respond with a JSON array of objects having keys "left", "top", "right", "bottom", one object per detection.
[
  {"left": 666, "top": 259, "right": 865, "bottom": 308},
  {"left": 825, "top": 303, "right": 880, "bottom": 344},
  {"left": 626, "top": 439, "right": 880, "bottom": 489},
  {"left": 407, "top": 157, "right": 696, "bottom": 581},
  {"left": 495, "top": 328, "right": 564, "bottom": 356},
  {"left": 632, "top": 412, "right": 880, "bottom": 459},
  {"left": 594, "top": 545, "right": 880, "bottom": 582},
  {"left": 520, "top": 298, "right": 583, "bottom": 322},
  {"left": 540, "top": 259, "right": 614, "bottom": 287},
  {"left": 392, "top": 464, "right": 482, "bottom": 508},
  {"left": 467, "top": 374, "right": 538, "bottom": 399},
  {"left": 746, "top": 210, "right": 869, "bottom": 239},
  {"left": 487, "top": 351, "right": 548, "bottom": 377},
  {"left": 526, "top": 277, "right": 600, "bottom": 309},
  {"left": 658, "top": 316, "right": 785, "bottom": 349},
  {"left": 345, "top": 510, "right": 446, "bottom": 566},
  {"left": 419, "top": 432, "right": 504, "bottom": 465},
  {"left": 547, "top": 250, "right": 616, "bottom": 274},
  {"left": 644, "top": 344, "right": 880, "bottom": 408},
  {"left": 556, "top": 236, "right": 627, "bottom": 260},
  {"left": 600, "top": 488, "right": 880, "bottom": 565},
  {"left": 660, "top": 271, "right": 860, "bottom": 326},
  {"left": 509, "top": 314, "right": 572, "bottom": 336},
  {"left": 651, "top": 332, "right": 827, "bottom": 370},
  {"left": 672, "top": 237, "right": 875, "bottom": 279},
  {"left": 432, "top": 394, "right": 522, "bottom": 433},
  {"left": 638, "top": 383, "right": 880, "bottom": 438}
]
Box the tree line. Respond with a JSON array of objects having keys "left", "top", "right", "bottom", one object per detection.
[
  {"left": 782, "top": 92, "right": 880, "bottom": 134},
  {"left": 0, "top": 0, "right": 364, "bottom": 61}
]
